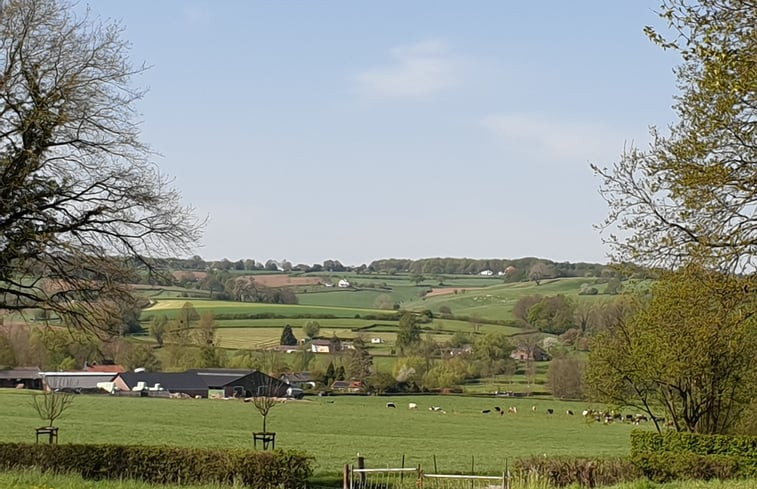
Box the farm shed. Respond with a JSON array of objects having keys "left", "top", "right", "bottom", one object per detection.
[
  {"left": 310, "top": 339, "right": 332, "bottom": 353},
  {"left": 189, "top": 368, "right": 289, "bottom": 398},
  {"left": 0, "top": 367, "right": 42, "bottom": 389},
  {"left": 280, "top": 372, "right": 316, "bottom": 389},
  {"left": 510, "top": 345, "right": 551, "bottom": 362},
  {"left": 114, "top": 371, "right": 207, "bottom": 398},
  {"left": 115, "top": 369, "right": 289, "bottom": 398},
  {"left": 41, "top": 371, "right": 118, "bottom": 393}
]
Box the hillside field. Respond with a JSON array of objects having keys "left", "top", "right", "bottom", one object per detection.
[{"left": 0, "top": 389, "right": 644, "bottom": 480}]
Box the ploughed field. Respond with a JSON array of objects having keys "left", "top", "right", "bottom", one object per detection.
[{"left": 0, "top": 390, "right": 647, "bottom": 478}]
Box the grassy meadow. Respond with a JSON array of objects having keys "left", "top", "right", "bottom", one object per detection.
[{"left": 0, "top": 389, "right": 642, "bottom": 480}]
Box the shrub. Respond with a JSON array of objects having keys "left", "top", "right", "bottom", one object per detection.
[
  {"left": 514, "top": 456, "right": 641, "bottom": 487},
  {"left": 632, "top": 452, "right": 756, "bottom": 482},
  {"left": 0, "top": 443, "right": 313, "bottom": 489},
  {"left": 630, "top": 430, "right": 757, "bottom": 459}
]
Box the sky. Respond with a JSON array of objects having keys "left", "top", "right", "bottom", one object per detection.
[{"left": 87, "top": 1, "right": 680, "bottom": 266}]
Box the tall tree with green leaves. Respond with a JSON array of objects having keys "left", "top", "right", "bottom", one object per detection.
[
  {"left": 280, "top": 325, "right": 297, "bottom": 346},
  {"left": 593, "top": 0, "right": 756, "bottom": 272},
  {"left": 586, "top": 264, "right": 756, "bottom": 434},
  {"left": 395, "top": 313, "right": 421, "bottom": 354}
]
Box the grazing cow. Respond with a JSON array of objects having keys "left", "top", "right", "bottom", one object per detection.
[
  {"left": 386, "top": 402, "right": 396, "bottom": 408},
  {"left": 430, "top": 406, "right": 443, "bottom": 412},
  {"left": 408, "top": 403, "right": 417, "bottom": 409},
  {"left": 494, "top": 406, "right": 501, "bottom": 412},
  {"left": 532, "top": 405, "right": 537, "bottom": 413},
  {"left": 547, "top": 408, "right": 554, "bottom": 415},
  {"left": 507, "top": 406, "right": 518, "bottom": 414},
  {"left": 482, "top": 409, "right": 491, "bottom": 414},
  {"left": 567, "top": 410, "right": 574, "bottom": 415},
  {"left": 582, "top": 410, "right": 590, "bottom": 417}
]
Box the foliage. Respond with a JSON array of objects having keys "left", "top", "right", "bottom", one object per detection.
[
  {"left": 395, "top": 312, "right": 421, "bottom": 353},
  {"left": 630, "top": 431, "right": 757, "bottom": 459},
  {"left": 513, "top": 456, "right": 641, "bottom": 488},
  {"left": 0, "top": 443, "right": 313, "bottom": 489},
  {"left": 302, "top": 320, "right": 320, "bottom": 339},
  {"left": 593, "top": 0, "right": 757, "bottom": 272},
  {"left": 0, "top": 0, "right": 201, "bottom": 334},
  {"left": 632, "top": 453, "right": 756, "bottom": 482},
  {"left": 548, "top": 354, "right": 585, "bottom": 400},
  {"left": 279, "top": 324, "right": 297, "bottom": 346},
  {"left": 149, "top": 315, "right": 168, "bottom": 347},
  {"left": 527, "top": 294, "right": 576, "bottom": 334},
  {"left": 586, "top": 264, "right": 756, "bottom": 434}
]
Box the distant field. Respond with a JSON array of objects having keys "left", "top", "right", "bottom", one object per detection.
[
  {"left": 0, "top": 389, "right": 644, "bottom": 479},
  {"left": 142, "top": 300, "right": 395, "bottom": 321}
]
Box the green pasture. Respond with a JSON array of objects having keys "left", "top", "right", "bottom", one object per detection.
[
  {"left": 297, "top": 286, "right": 424, "bottom": 309},
  {"left": 404, "top": 278, "right": 607, "bottom": 321},
  {"left": 142, "top": 300, "right": 394, "bottom": 321},
  {"left": 0, "top": 389, "right": 644, "bottom": 480}
]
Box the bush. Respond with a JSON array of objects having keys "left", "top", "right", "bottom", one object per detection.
[
  {"left": 0, "top": 443, "right": 313, "bottom": 489},
  {"left": 630, "top": 430, "right": 757, "bottom": 458},
  {"left": 514, "top": 456, "right": 640, "bottom": 487},
  {"left": 630, "top": 430, "right": 757, "bottom": 482},
  {"left": 632, "top": 452, "right": 756, "bottom": 482}
]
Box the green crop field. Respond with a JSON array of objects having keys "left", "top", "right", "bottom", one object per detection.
[
  {"left": 0, "top": 389, "right": 644, "bottom": 480},
  {"left": 142, "top": 300, "right": 395, "bottom": 321}
]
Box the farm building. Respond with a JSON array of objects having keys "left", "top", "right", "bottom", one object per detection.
[
  {"left": 0, "top": 367, "right": 42, "bottom": 389},
  {"left": 337, "top": 279, "right": 350, "bottom": 288},
  {"left": 114, "top": 369, "right": 289, "bottom": 398},
  {"left": 479, "top": 270, "right": 494, "bottom": 276},
  {"left": 280, "top": 372, "right": 316, "bottom": 389},
  {"left": 510, "top": 345, "right": 551, "bottom": 362},
  {"left": 310, "top": 339, "right": 333, "bottom": 353},
  {"left": 331, "top": 380, "right": 363, "bottom": 393},
  {"left": 41, "top": 371, "right": 118, "bottom": 393},
  {"left": 370, "top": 337, "right": 384, "bottom": 344}
]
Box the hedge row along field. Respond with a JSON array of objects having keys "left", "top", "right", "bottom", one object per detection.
[{"left": 0, "top": 443, "right": 312, "bottom": 489}]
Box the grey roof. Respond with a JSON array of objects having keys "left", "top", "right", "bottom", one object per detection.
[
  {"left": 117, "top": 372, "right": 206, "bottom": 391},
  {"left": 42, "top": 372, "right": 116, "bottom": 390},
  {"left": 0, "top": 367, "right": 41, "bottom": 380}
]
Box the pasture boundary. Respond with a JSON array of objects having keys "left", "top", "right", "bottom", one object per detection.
[{"left": 346, "top": 465, "right": 510, "bottom": 489}]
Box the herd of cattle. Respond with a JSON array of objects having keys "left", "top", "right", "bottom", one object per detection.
[{"left": 384, "top": 402, "right": 655, "bottom": 425}]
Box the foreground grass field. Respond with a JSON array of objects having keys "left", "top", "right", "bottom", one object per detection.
[{"left": 0, "top": 390, "right": 643, "bottom": 480}]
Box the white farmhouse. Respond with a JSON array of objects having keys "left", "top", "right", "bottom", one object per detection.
[
  {"left": 479, "top": 270, "right": 494, "bottom": 276},
  {"left": 337, "top": 279, "right": 351, "bottom": 288}
]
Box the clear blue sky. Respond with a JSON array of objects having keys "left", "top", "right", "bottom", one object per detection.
[{"left": 89, "top": 1, "right": 678, "bottom": 266}]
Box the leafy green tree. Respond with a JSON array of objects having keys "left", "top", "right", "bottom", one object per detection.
[
  {"left": 323, "top": 361, "right": 336, "bottom": 386},
  {"left": 395, "top": 313, "right": 421, "bottom": 353},
  {"left": 527, "top": 295, "right": 576, "bottom": 334},
  {"left": 593, "top": 0, "right": 756, "bottom": 273},
  {"left": 150, "top": 314, "right": 168, "bottom": 347},
  {"left": 302, "top": 321, "right": 320, "bottom": 339},
  {"left": 279, "top": 324, "right": 297, "bottom": 346},
  {"left": 0, "top": 0, "right": 201, "bottom": 335},
  {"left": 586, "top": 264, "right": 756, "bottom": 434},
  {"left": 0, "top": 333, "right": 16, "bottom": 368},
  {"left": 336, "top": 365, "right": 346, "bottom": 381}
]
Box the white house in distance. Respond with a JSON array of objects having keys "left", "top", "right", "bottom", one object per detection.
[
  {"left": 337, "top": 279, "right": 351, "bottom": 288},
  {"left": 479, "top": 270, "right": 494, "bottom": 276},
  {"left": 310, "top": 339, "right": 332, "bottom": 353}
]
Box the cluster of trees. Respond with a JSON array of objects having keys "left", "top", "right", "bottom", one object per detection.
[
  {"left": 149, "top": 303, "right": 224, "bottom": 370},
  {"left": 368, "top": 257, "right": 614, "bottom": 280},
  {"left": 587, "top": 0, "right": 756, "bottom": 435}
]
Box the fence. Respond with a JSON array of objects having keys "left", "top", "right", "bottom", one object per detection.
[{"left": 346, "top": 465, "right": 510, "bottom": 489}]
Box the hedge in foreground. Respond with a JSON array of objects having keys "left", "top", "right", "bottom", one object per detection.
[
  {"left": 630, "top": 431, "right": 757, "bottom": 482},
  {"left": 0, "top": 443, "right": 313, "bottom": 489},
  {"left": 514, "top": 456, "right": 641, "bottom": 488},
  {"left": 630, "top": 430, "right": 757, "bottom": 459}
]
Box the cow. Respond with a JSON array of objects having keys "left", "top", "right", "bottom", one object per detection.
[
  {"left": 386, "top": 402, "right": 396, "bottom": 408},
  {"left": 430, "top": 406, "right": 443, "bottom": 412},
  {"left": 494, "top": 406, "right": 501, "bottom": 412},
  {"left": 567, "top": 410, "right": 574, "bottom": 415},
  {"left": 408, "top": 403, "right": 417, "bottom": 409},
  {"left": 482, "top": 409, "right": 491, "bottom": 414},
  {"left": 507, "top": 406, "right": 517, "bottom": 414},
  {"left": 547, "top": 408, "right": 554, "bottom": 415}
]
